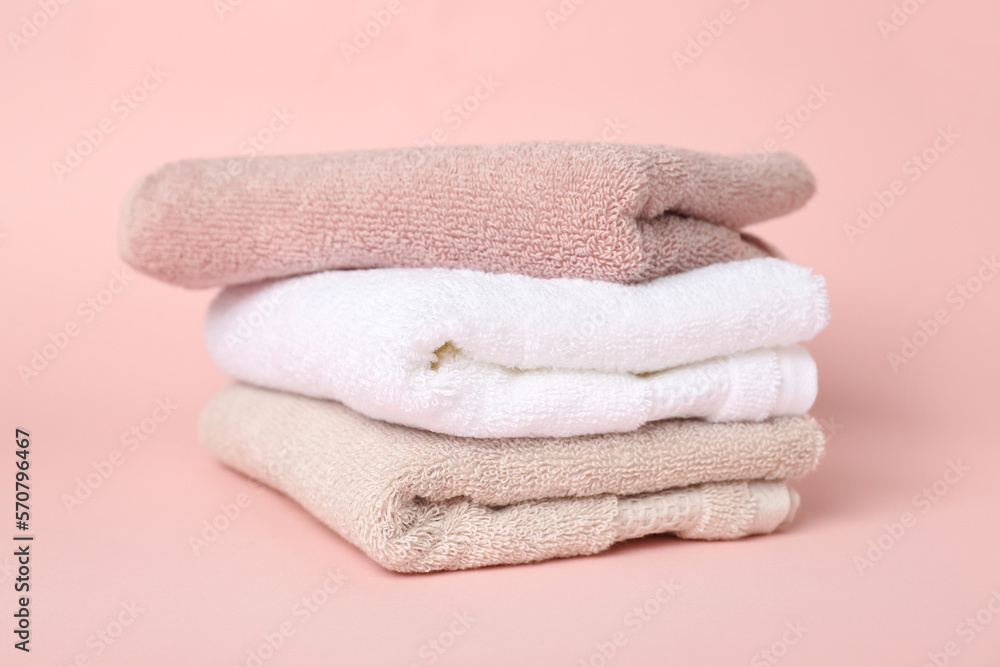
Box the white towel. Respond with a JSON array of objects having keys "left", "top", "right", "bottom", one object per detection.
[{"left": 205, "top": 257, "right": 829, "bottom": 438}]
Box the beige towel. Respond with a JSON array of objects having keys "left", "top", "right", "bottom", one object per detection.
[{"left": 199, "top": 384, "right": 825, "bottom": 573}]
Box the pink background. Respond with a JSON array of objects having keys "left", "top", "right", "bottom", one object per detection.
[{"left": 3, "top": 0, "right": 1000, "bottom": 664}]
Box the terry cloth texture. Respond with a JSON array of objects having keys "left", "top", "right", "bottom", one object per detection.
[
  {"left": 199, "top": 383, "right": 826, "bottom": 573},
  {"left": 204, "top": 257, "right": 829, "bottom": 438},
  {"left": 119, "top": 142, "right": 816, "bottom": 288}
]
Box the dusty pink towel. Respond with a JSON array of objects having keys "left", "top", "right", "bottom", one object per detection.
[{"left": 120, "top": 142, "right": 814, "bottom": 288}]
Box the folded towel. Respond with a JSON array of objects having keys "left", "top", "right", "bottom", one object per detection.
[
  {"left": 204, "top": 257, "right": 829, "bottom": 438},
  {"left": 200, "top": 383, "right": 826, "bottom": 573},
  {"left": 119, "top": 142, "right": 815, "bottom": 288}
]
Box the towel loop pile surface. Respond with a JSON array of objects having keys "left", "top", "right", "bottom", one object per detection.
[
  {"left": 200, "top": 384, "right": 824, "bottom": 573},
  {"left": 204, "top": 258, "right": 829, "bottom": 438},
  {"left": 119, "top": 142, "right": 815, "bottom": 288}
]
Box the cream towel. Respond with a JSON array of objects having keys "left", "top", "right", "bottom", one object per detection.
[
  {"left": 199, "top": 384, "right": 826, "bottom": 573},
  {"left": 205, "top": 257, "right": 829, "bottom": 437}
]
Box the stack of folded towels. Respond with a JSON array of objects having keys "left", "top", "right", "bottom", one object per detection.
[{"left": 119, "top": 142, "right": 829, "bottom": 573}]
